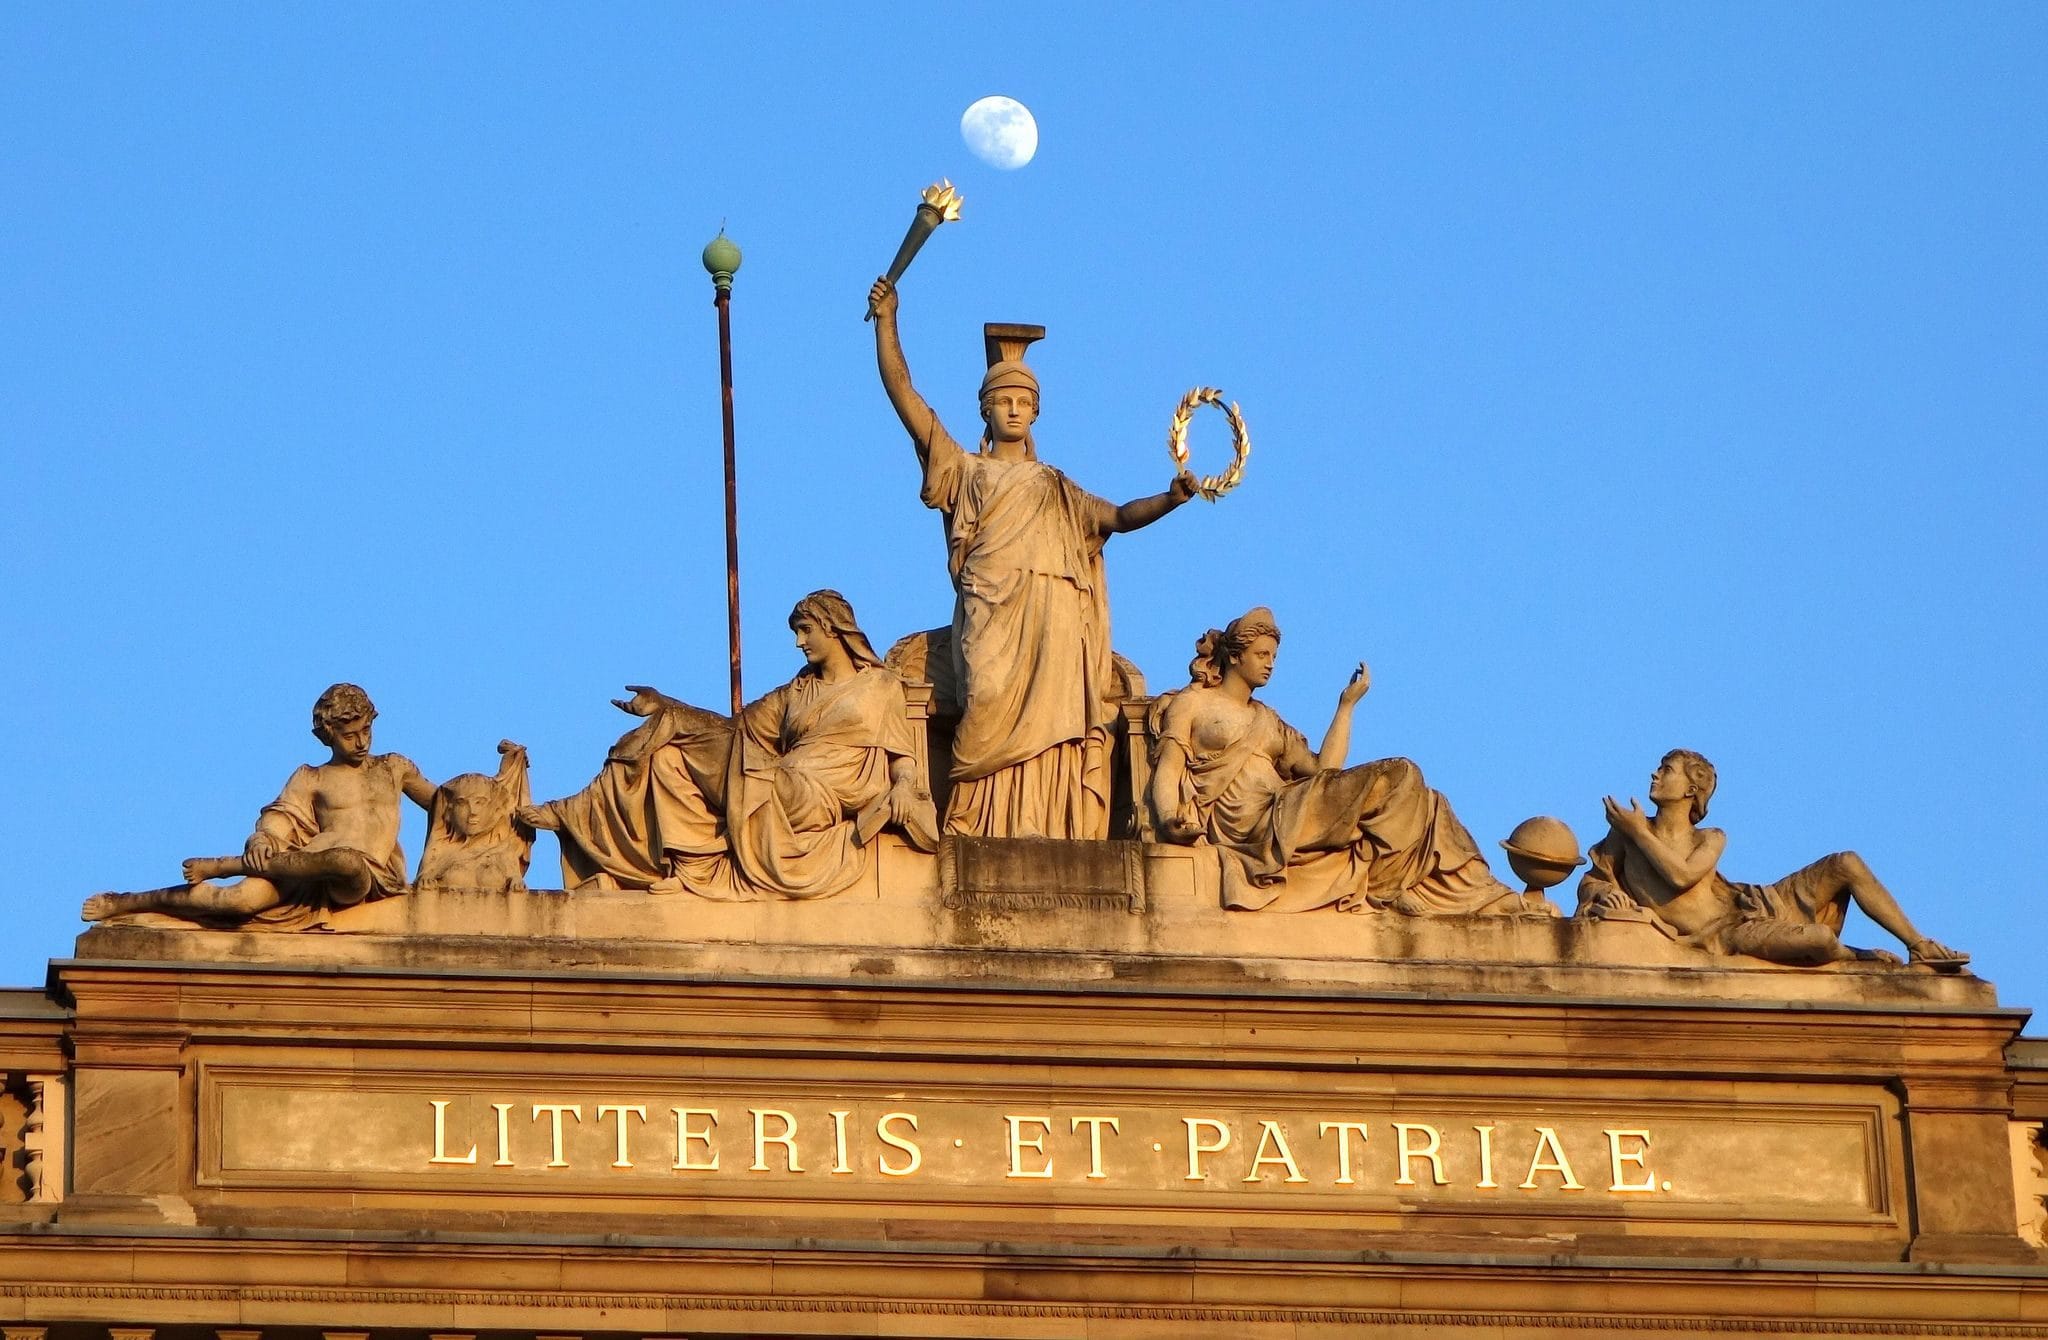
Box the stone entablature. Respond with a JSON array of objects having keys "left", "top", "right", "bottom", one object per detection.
[{"left": 0, "top": 924, "right": 2040, "bottom": 1336}]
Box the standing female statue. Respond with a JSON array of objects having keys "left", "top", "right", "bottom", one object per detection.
[
  {"left": 1147, "top": 609, "right": 1518, "bottom": 915},
  {"left": 869, "top": 276, "right": 1195, "bottom": 839},
  {"left": 521, "top": 590, "right": 937, "bottom": 900}
]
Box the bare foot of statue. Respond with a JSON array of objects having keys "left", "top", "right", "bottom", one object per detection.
[
  {"left": 1909, "top": 938, "right": 1970, "bottom": 970},
  {"left": 81, "top": 893, "right": 126, "bottom": 922},
  {"left": 1849, "top": 946, "right": 1903, "bottom": 966},
  {"left": 184, "top": 855, "right": 242, "bottom": 882}
]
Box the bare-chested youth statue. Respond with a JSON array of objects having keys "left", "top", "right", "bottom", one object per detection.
[
  {"left": 1575, "top": 749, "right": 1968, "bottom": 969},
  {"left": 82, "top": 684, "right": 440, "bottom": 927}
]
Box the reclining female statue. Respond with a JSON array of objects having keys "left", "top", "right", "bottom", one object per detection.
[
  {"left": 521, "top": 590, "right": 937, "bottom": 900},
  {"left": 1146, "top": 608, "right": 1518, "bottom": 915}
]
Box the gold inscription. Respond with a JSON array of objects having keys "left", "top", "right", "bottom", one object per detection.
[
  {"left": 428, "top": 1100, "right": 476, "bottom": 1165},
  {"left": 1004, "top": 1115, "right": 1053, "bottom": 1179},
  {"left": 876, "top": 1111, "right": 921, "bottom": 1176},
  {"left": 1521, "top": 1125, "right": 1584, "bottom": 1191},
  {"left": 596, "top": 1104, "right": 644, "bottom": 1169},
  {"left": 750, "top": 1108, "right": 802, "bottom": 1173},
  {"left": 530, "top": 1103, "right": 580, "bottom": 1170},
  {"left": 419, "top": 1100, "right": 1669, "bottom": 1196},
  {"left": 1319, "top": 1120, "right": 1370, "bottom": 1185},
  {"left": 1605, "top": 1128, "right": 1656, "bottom": 1192},
  {"left": 671, "top": 1107, "right": 718, "bottom": 1171}
]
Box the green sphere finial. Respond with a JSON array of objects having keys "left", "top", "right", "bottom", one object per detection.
[{"left": 702, "top": 231, "right": 742, "bottom": 293}]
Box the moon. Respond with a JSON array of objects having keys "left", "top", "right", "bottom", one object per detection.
[{"left": 961, "top": 96, "right": 1038, "bottom": 170}]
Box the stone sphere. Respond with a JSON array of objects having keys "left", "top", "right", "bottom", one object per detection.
[{"left": 1499, "top": 816, "right": 1584, "bottom": 891}]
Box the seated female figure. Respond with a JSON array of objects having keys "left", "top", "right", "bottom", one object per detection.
[
  {"left": 1146, "top": 608, "right": 1516, "bottom": 915},
  {"left": 523, "top": 590, "right": 937, "bottom": 900}
]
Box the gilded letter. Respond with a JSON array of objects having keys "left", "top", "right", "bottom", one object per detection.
[
  {"left": 1393, "top": 1122, "right": 1447, "bottom": 1187},
  {"left": 596, "top": 1103, "right": 647, "bottom": 1169},
  {"left": 1242, "top": 1119, "right": 1308, "bottom": 1184},
  {"left": 876, "top": 1111, "right": 922, "bottom": 1177},
  {"left": 1004, "top": 1115, "right": 1053, "bottom": 1179},
  {"left": 828, "top": 1109, "right": 853, "bottom": 1174},
  {"left": 1519, "top": 1126, "right": 1585, "bottom": 1190},
  {"left": 749, "top": 1108, "right": 803, "bottom": 1173},
  {"left": 531, "top": 1103, "right": 582, "bottom": 1169},
  {"left": 1604, "top": 1128, "right": 1657, "bottom": 1193},
  {"left": 671, "top": 1107, "right": 720, "bottom": 1172},
  {"left": 490, "top": 1101, "right": 514, "bottom": 1167},
  {"left": 1071, "top": 1115, "right": 1120, "bottom": 1180},
  {"left": 1474, "top": 1123, "right": 1498, "bottom": 1189},
  {"left": 1183, "top": 1118, "right": 1231, "bottom": 1181},
  {"left": 429, "top": 1099, "right": 477, "bottom": 1165},
  {"left": 1318, "top": 1121, "right": 1370, "bottom": 1185}
]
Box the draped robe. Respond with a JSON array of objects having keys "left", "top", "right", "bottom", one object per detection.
[
  {"left": 545, "top": 667, "right": 929, "bottom": 900},
  {"left": 1150, "top": 688, "right": 1515, "bottom": 915},
  {"left": 920, "top": 422, "right": 1119, "bottom": 839}
]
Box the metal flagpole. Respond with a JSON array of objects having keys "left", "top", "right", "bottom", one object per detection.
[{"left": 702, "top": 231, "right": 744, "bottom": 717}]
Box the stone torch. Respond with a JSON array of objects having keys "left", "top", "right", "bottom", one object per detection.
[{"left": 865, "top": 180, "right": 964, "bottom": 319}]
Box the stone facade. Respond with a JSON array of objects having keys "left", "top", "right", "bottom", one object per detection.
[{"left": 5, "top": 844, "right": 2046, "bottom": 1337}]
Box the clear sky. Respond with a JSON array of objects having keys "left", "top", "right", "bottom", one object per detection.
[{"left": 3, "top": 7, "right": 2043, "bottom": 1009}]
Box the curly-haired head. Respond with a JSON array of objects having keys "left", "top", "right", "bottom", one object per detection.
[
  {"left": 310, "top": 683, "right": 376, "bottom": 745},
  {"left": 1187, "top": 607, "right": 1283, "bottom": 686},
  {"left": 1661, "top": 748, "right": 1718, "bottom": 823}
]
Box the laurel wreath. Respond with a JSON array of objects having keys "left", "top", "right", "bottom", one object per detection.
[{"left": 1165, "top": 387, "right": 1251, "bottom": 502}]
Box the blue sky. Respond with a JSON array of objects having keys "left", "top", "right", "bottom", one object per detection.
[{"left": 3, "top": 6, "right": 2042, "bottom": 1007}]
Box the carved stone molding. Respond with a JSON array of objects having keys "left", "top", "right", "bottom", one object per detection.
[{"left": 2, "top": 1283, "right": 2046, "bottom": 1336}]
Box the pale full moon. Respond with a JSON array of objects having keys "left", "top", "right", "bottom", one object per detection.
[{"left": 960, "top": 96, "right": 1038, "bottom": 170}]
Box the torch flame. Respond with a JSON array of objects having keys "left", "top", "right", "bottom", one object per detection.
[{"left": 921, "top": 179, "right": 965, "bottom": 222}]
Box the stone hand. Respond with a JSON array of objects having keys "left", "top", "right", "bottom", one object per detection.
[
  {"left": 867, "top": 276, "right": 898, "bottom": 322},
  {"left": 514, "top": 804, "right": 559, "bottom": 832},
  {"left": 243, "top": 833, "right": 280, "bottom": 869},
  {"left": 885, "top": 775, "right": 925, "bottom": 825},
  {"left": 1162, "top": 812, "right": 1204, "bottom": 843},
  {"left": 614, "top": 686, "right": 666, "bottom": 718},
  {"left": 1337, "top": 662, "right": 1371, "bottom": 706},
  {"left": 1585, "top": 885, "right": 1637, "bottom": 916},
  {"left": 1602, "top": 795, "right": 1649, "bottom": 833},
  {"left": 497, "top": 739, "right": 526, "bottom": 760},
  {"left": 1168, "top": 470, "right": 1198, "bottom": 504}
]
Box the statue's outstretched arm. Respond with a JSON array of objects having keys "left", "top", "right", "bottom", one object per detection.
[
  {"left": 1106, "top": 472, "right": 1197, "bottom": 535},
  {"left": 868, "top": 277, "right": 945, "bottom": 462}
]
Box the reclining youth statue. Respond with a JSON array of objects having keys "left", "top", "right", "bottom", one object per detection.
[
  {"left": 868, "top": 275, "right": 1196, "bottom": 840},
  {"left": 1575, "top": 749, "right": 1969, "bottom": 968},
  {"left": 81, "top": 683, "right": 451, "bottom": 929},
  {"left": 1145, "top": 608, "right": 1519, "bottom": 915},
  {"left": 520, "top": 590, "right": 938, "bottom": 899}
]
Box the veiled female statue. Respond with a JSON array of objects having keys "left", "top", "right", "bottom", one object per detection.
[
  {"left": 1146, "top": 609, "right": 1517, "bottom": 915},
  {"left": 522, "top": 591, "right": 937, "bottom": 900}
]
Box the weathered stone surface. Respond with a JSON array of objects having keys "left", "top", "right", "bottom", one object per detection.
[{"left": 71, "top": 838, "right": 1997, "bottom": 1010}]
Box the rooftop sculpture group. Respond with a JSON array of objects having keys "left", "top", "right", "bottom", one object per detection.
[{"left": 76, "top": 189, "right": 1970, "bottom": 975}]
